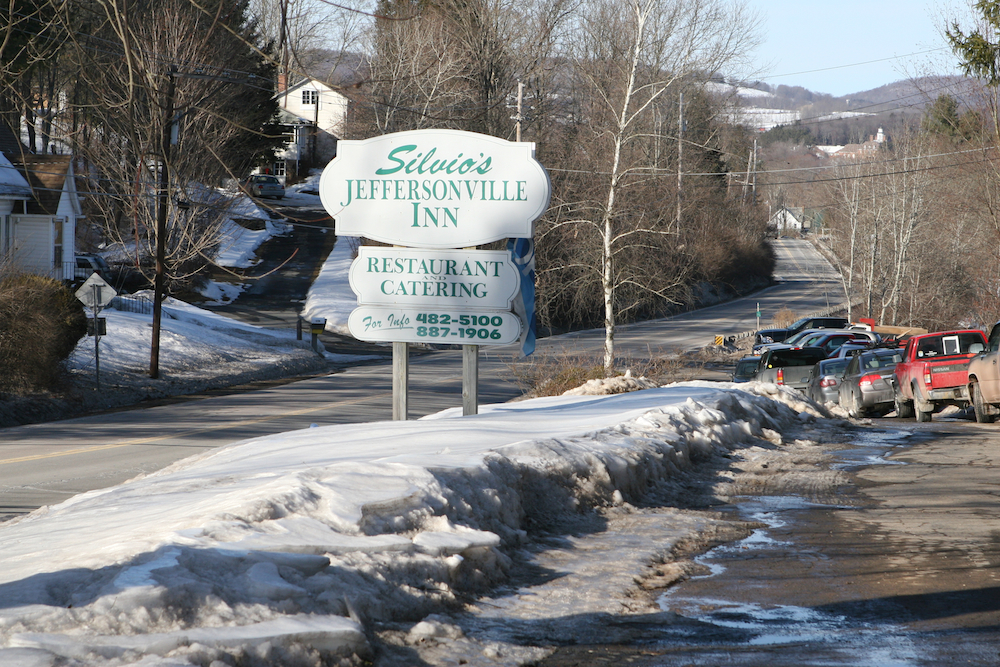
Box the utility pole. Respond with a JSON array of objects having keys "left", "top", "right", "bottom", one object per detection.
[
  {"left": 150, "top": 66, "right": 176, "bottom": 379},
  {"left": 677, "top": 91, "right": 683, "bottom": 232},
  {"left": 514, "top": 81, "right": 524, "bottom": 142}
]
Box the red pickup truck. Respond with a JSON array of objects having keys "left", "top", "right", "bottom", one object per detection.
[{"left": 893, "top": 329, "right": 987, "bottom": 422}]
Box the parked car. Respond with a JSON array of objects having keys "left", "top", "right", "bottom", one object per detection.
[
  {"left": 243, "top": 174, "right": 285, "bottom": 199},
  {"left": 894, "top": 329, "right": 988, "bottom": 422},
  {"left": 831, "top": 342, "right": 873, "bottom": 359},
  {"left": 74, "top": 253, "right": 111, "bottom": 282},
  {"left": 753, "top": 316, "right": 850, "bottom": 349},
  {"left": 755, "top": 329, "right": 871, "bottom": 357},
  {"left": 806, "top": 357, "right": 851, "bottom": 405},
  {"left": 731, "top": 355, "right": 761, "bottom": 382},
  {"left": 754, "top": 346, "right": 830, "bottom": 391},
  {"left": 966, "top": 321, "right": 1000, "bottom": 423},
  {"left": 838, "top": 348, "right": 904, "bottom": 418}
]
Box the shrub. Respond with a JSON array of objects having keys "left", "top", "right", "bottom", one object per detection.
[
  {"left": 771, "top": 308, "right": 798, "bottom": 328},
  {"left": 0, "top": 273, "right": 88, "bottom": 393}
]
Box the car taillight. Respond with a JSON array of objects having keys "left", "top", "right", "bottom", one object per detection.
[
  {"left": 776, "top": 368, "right": 784, "bottom": 385},
  {"left": 820, "top": 377, "right": 837, "bottom": 387},
  {"left": 923, "top": 366, "right": 932, "bottom": 386},
  {"left": 860, "top": 373, "right": 881, "bottom": 389}
]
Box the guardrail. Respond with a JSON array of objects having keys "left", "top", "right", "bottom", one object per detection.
[{"left": 713, "top": 299, "right": 864, "bottom": 347}]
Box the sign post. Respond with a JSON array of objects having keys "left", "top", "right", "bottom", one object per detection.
[
  {"left": 319, "top": 129, "right": 550, "bottom": 418},
  {"left": 75, "top": 273, "right": 117, "bottom": 391}
]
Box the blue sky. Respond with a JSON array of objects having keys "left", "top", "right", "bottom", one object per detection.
[{"left": 749, "top": 0, "right": 967, "bottom": 96}]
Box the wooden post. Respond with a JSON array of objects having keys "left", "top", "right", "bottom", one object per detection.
[
  {"left": 393, "top": 341, "right": 409, "bottom": 420},
  {"left": 463, "top": 344, "right": 479, "bottom": 415}
]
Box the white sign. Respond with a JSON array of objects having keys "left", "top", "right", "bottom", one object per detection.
[
  {"left": 75, "top": 273, "right": 117, "bottom": 309},
  {"left": 319, "top": 129, "right": 551, "bottom": 249},
  {"left": 350, "top": 247, "right": 519, "bottom": 310},
  {"left": 348, "top": 306, "right": 522, "bottom": 346}
]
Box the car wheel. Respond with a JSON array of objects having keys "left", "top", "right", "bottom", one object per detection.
[
  {"left": 850, "top": 392, "right": 868, "bottom": 419},
  {"left": 972, "top": 381, "right": 996, "bottom": 424},
  {"left": 916, "top": 406, "right": 932, "bottom": 422},
  {"left": 895, "top": 393, "right": 914, "bottom": 419}
]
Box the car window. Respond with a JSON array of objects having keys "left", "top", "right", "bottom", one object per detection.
[
  {"left": 768, "top": 349, "right": 827, "bottom": 367},
  {"left": 916, "top": 336, "right": 942, "bottom": 358},
  {"left": 918, "top": 332, "right": 986, "bottom": 357},
  {"left": 988, "top": 324, "right": 1000, "bottom": 353},
  {"left": 784, "top": 330, "right": 815, "bottom": 344},
  {"left": 823, "top": 359, "right": 849, "bottom": 376},
  {"left": 862, "top": 355, "right": 889, "bottom": 370}
]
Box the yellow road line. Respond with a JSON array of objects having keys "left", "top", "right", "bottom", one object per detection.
[{"left": 0, "top": 392, "right": 390, "bottom": 466}]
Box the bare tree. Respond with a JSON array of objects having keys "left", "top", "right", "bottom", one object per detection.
[
  {"left": 51, "top": 0, "right": 283, "bottom": 376},
  {"left": 561, "top": 0, "right": 760, "bottom": 372}
]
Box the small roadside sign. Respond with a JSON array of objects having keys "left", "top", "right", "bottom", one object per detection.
[
  {"left": 75, "top": 273, "right": 117, "bottom": 309},
  {"left": 74, "top": 273, "right": 117, "bottom": 392}
]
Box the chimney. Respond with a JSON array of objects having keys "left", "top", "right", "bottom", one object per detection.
[{"left": 278, "top": 73, "right": 287, "bottom": 93}]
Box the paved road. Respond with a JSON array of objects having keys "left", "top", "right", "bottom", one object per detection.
[
  {"left": 0, "top": 237, "right": 844, "bottom": 519},
  {"left": 538, "top": 419, "right": 1000, "bottom": 665}
]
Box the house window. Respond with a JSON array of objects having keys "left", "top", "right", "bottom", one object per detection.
[
  {"left": 272, "top": 161, "right": 286, "bottom": 177},
  {"left": 302, "top": 89, "right": 318, "bottom": 105},
  {"left": 53, "top": 218, "right": 63, "bottom": 270}
]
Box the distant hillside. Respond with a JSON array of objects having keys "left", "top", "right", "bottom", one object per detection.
[
  {"left": 840, "top": 76, "right": 975, "bottom": 112},
  {"left": 732, "top": 75, "right": 975, "bottom": 114}
]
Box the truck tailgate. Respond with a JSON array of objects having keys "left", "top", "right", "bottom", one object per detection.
[{"left": 930, "top": 360, "right": 971, "bottom": 388}]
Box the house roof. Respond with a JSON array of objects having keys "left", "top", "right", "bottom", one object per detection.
[
  {"left": 0, "top": 122, "right": 32, "bottom": 200},
  {"left": 0, "top": 121, "right": 30, "bottom": 157},
  {"left": 277, "top": 108, "right": 313, "bottom": 125},
  {"left": 0, "top": 152, "right": 32, "bottom": 199},
  {"left": 11, "top": 154, "right": 73, "bottom": 216}
]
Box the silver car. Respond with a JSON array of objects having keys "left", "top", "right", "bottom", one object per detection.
[
  {"left": 243, "top": 174, "right": 285, "bottom": 199},
  {"left": 806, "top": 357, "right": 850, "bottom": 405},
  {"left": 838, "top": 348, "right": 904, "bottom": 418}
]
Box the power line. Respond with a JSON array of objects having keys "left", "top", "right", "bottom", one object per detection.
[{"left": 760, "top": 47, "right": 953, "bottom": 82}]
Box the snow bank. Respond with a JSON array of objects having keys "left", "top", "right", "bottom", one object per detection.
[
  {"left": 0, "top": 382, "right": 827, "bottom": 666},
  {"left": 301, "top": 235, "right": 357, "bottom": 334}
]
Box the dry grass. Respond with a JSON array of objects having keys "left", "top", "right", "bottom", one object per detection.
[
  {"left": 771, "top": 308, "right": 798, "bottom": 328},
  {"left": 506, "top": 342, "right": 747, "bottom": 399}
]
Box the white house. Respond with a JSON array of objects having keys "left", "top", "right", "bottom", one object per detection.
[
  {"left": 272, "top": 77, "right": 349, "bottom": 181},
  {"left": 768, "top": 206, "right": 806, "bottom": 235},
  {"left": 0, "top": 127, "right": 82, "bottom": 280}
]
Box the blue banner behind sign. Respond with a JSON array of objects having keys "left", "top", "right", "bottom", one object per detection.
[{"left": 507, "top": 238, "right": 536, "bottom": 357}]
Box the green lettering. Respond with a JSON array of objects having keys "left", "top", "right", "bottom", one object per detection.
[{"left": 375, "top": 145, "right": 416, "bottom": 175}]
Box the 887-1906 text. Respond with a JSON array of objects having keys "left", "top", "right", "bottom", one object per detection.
[{"left": 417, "top": 325, "right": 503, "bottom": 340}]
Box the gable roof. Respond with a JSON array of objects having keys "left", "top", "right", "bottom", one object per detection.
[{"left": 11, "top": 155, "right": 74, "bottom": 216}]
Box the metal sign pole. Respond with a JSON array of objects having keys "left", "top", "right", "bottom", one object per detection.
[
  {"left": 393, "top": 341, "right": 408, "bottom": 420},
  {"left": 463, "top": 344, "right": 479, "bottom": 415},
  {"left": 75, "top": 273, "right": 117, "bottom": 394},
  {"left": 92, "top": 284, "right": 102, "bottom": 391}
]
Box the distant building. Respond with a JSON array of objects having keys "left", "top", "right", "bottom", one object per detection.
[
  {"left": 270, "top": 76, "right": 349, "bottom": 183},
  {"left": 814, "top": 128, "right": 888, "bottom": 159},
  {"left": 767, "top": 206, "right": 823, "bottom": 236},
  {"left": 0, "top": 124, "right": 82, "bottom": 280}
]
